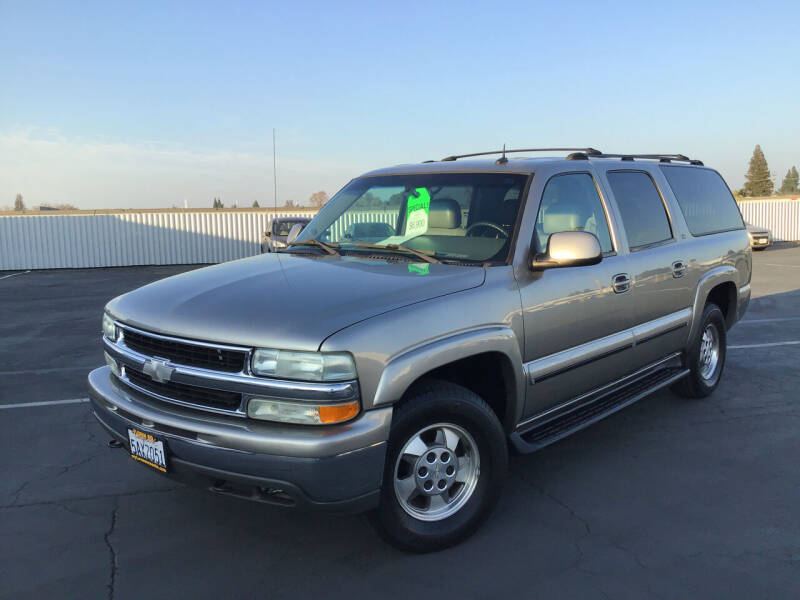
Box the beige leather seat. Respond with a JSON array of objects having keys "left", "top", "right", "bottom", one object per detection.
[{"left": 426, "top": 198, "right": 463, "bottom": 236}]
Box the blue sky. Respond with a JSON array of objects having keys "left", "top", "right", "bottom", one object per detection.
[{"left": 1, "top": 0, "right": 798, "bottom": 209}]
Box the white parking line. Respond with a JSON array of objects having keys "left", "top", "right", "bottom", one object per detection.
[
  {"left": 764, "top": 263, "right": 800, "bottom": 269},
  {"left": 739, "top": 317, "right": 800, "bottom": 324},
  {"left": 729, "top": 341, "right": 800, "bottom": 349},
  {"left": 0, "top": 270, "right": 31, "bottom": 280},
  {"left": 0, "top": 398, "right": 90, "bottom": 410}
]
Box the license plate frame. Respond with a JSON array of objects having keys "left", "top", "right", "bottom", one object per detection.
[{"left": 127, "top": 428, "right": 168, "bottom": 473}]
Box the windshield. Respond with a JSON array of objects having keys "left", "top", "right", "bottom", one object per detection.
[{"left": 293, "top": 173, "right": 529, "bottom": 263}]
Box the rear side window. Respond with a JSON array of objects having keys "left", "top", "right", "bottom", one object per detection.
[
  {"left": 606, "top": 171, "right": 672, "bottom": 249},
  {"left": 660, "top": 166, "right": 744, "bottom": 236}
]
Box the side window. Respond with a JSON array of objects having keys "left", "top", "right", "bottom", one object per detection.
[
  {"left": 606, "top": 171, "right": 672, "bottom": 250},
  {"left": 660, "top": 166, "right": 744, "bottom": 236},
  {"left": 535, "top": 173, "right": 613, "bottom": 253}
]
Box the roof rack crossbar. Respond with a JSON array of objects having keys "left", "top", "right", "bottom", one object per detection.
[{"left": 440, "top": 147, "right": 601, "bottom": 162}]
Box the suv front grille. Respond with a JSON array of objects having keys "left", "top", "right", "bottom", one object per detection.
[
  {"left": 125, "top": 368, "right": 243, "bottom": 411},
  {"left": 122, "top": 328, "right": 247, "bottom": 373}
]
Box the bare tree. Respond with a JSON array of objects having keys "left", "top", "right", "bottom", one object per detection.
[
  {"left": 14, "top": 194, "right": 25, "bottom": 211},
  {"left": 309, "top": 191, "right": 329, "bottom": 209}
]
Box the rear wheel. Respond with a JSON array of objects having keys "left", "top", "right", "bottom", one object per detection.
[
  {"left": 369, "top": 381, "right": 507, "bottom": 552},
  {"left": 673, "top": 302, "right": 727, "bottom": 398}
]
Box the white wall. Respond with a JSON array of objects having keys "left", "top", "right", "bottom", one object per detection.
[{"left": 0, "top": 211, "right": 314, "bottom": 270}]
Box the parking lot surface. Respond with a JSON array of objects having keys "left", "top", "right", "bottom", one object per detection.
[{"left": 2, "top": 247, "right": 800, "bottom": 599}]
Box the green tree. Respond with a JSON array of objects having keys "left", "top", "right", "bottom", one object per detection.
[
  {"left": 14, "top": 193, "right": 25, "bottom": 211},
  {"left": 779, "top": 166, "right": 799, "bottom": 195},
  {"left": 252, "top": 200, "right": 260, "bottom": 208},
  {"left": 212, "top": 197, "right": 224, "bottom": 208},
  {"left": 741, "top": 145, "right": 774, "bottom": 197}
]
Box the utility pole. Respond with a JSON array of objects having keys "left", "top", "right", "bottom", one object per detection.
[{"left": 273, "top": 128, "right": 277, "bottom": 210}]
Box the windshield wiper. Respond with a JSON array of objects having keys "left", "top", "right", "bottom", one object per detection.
[
  {"left": 286, "top": 239, "right": 340, "bottom": 256},
  {"left": 353, "top": 243, "right": 441, "bottom": 264}
]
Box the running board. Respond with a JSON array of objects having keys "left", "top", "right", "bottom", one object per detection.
[{"left": 510, "top": 367, "right": 689, "bottom": 454}]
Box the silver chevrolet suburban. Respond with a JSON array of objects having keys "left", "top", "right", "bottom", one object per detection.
[{"left": 89, "top": 148, "right": 751, "bottom": 552}]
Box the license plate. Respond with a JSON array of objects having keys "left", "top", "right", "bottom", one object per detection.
[
  {"left": 127, "top": 428, "right": 167, "bottom": 473},
  {"left": 757, "top": 239, "right": 767, "bottom": 244}
]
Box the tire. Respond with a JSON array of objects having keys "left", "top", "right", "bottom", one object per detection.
[
  {"left": 673, "top": 302, "right": 727, "bottom": 398},
  {"left": 369, "top": 380, "right": 508, "bottom": 552}
]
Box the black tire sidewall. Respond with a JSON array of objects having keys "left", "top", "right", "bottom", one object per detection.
[{"left": 372, "top": 383, "right": 507, "bottom": 552}]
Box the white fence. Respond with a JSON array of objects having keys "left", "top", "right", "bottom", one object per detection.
[
  {"left": 1, "top": 199, "right": 798, "bottom": 271},
  {"left": 0, "top": 210, "right": 315, "bottom": 270},
  {"left": 738, "top": 199, "right": 800, "bottom": 242}
]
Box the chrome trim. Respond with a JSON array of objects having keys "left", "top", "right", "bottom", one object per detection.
[
  {"left": 524, "top": 308, "right": 691, "bottom": 383},
  {"left": 103, "top": 332, "right": 360, "bottom": 418},
  {"left": 118, "top": 364, "right": 249, "bottom": 418},
  {"left": 517, "top": 352, "right": 682, "bottom": 431},
  {"left": 524, "top": 330, "right": 633, "bottom": 383},
  {"left": 117, "top": 321, "right": 251, "bottom": 353},
  {"left": 631, "top": 307, "right": 691, "bottom": 345}
]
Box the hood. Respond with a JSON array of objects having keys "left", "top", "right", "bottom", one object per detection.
[
  {"left": 746, "top": 224, "right": 769, "bottom": 235},
  {"left": 107, "top": 253, "right": 485, "bottom": 351}
]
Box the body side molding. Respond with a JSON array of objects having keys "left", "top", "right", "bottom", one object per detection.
[{"left": 524, "top": 308, "right": 692, "bottom": 384}]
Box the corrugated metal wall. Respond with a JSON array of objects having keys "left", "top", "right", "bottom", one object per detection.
[
  {"left": 2, "top": 200, "right": 798, "bottom": 270},
  {"left": 738, "top": 199, "right": 800, "bottom": 242},
  {"left": 0, "top": 211, "right": 314, "bottom": 270}
]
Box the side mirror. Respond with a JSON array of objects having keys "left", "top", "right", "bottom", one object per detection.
[
  {"left": 531, "top": 231, "right": 602, "bottom": 270},
  {"left": 286, "top": 223, "right": 304, "bottom": 244}
]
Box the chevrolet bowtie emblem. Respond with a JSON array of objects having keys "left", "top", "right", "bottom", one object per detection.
[{"left": 142, "top": 358, "right": 175, "bottom": 384}]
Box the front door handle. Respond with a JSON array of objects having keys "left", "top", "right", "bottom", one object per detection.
[
  {"left": 612, "top": 273, "right": 631, "bottom": 294},
  {"left": 672, "top": 261, "right": 687, "bottom": 278}
]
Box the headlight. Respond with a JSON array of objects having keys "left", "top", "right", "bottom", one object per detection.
[
  {"left": 102, "top": 313, "right": 119, "bottom": 342},
  {"left": 247, "top": 398, "right": 359, "bottom": 425},
  {"left": 251, "top": 349, "right": 356, "bottom": 382}
]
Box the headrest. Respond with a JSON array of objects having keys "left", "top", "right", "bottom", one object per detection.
[
  {"left": 350, "top": 222, "right": 393, "bottom": 238},
  {"left": 428, "top": 198, "right": 461, "bottom": 229},
  {"left": 542, "top": 207, "right": 580, "bottom": 234}
]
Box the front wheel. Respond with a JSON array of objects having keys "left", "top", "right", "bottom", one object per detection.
[
  {"left": 673, "top": 302, "right": 727, "bottom": 398},
  {"left": 369, "top": 381, "right": 508, "bottom": 552}
]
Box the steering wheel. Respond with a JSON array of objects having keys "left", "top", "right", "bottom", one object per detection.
[{"left": 465, "top": 222, "right": 509, "bottom": 238}]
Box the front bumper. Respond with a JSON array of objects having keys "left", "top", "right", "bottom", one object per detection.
[
  {"left": 749, "top": 234, "right": 771, "bottom": 248},
  {"left": 88, "top": 366, "right": 391, "bottom": 512}
]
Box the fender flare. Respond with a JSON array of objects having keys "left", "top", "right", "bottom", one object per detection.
[
  {"left": 371, "top": 325, "right": 526, "bottom": 429},
  {"left": 688, "top": 265, "right": 738, "bottom": 342}
]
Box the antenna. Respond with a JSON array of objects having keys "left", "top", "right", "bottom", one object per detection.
[
  {"left": 273, "top": 128, "right": 277, "bottom": 211},
  {"left": 496, "top": 144, "right": 508, "bottom": 165}
]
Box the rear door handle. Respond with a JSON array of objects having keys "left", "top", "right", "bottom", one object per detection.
[
  {"left": 612, "top": 273, "right": 631, "bottom": 294},
  {"left": 672, "top": 261, "right": 687, "bottom": 278}
]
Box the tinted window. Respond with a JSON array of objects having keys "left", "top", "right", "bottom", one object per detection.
[
  {"left": 535, "top": 173, "right": 613, "bottom": 253},
  {"left": 660, "top": 166, "right": 744, "bottom": 235},
  {"left": 606, "top": 171, "right": 672, "bottom": 249}
]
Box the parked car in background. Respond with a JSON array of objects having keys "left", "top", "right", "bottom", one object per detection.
[
  {"left": 91, "top": 147, "right": 751, "bottom": 552},
  {"left": 261, "top": 217, "right": 312, "bottom": 253},
  {"left": 746, "top": 222, "right": 772, "bottom": 250}
]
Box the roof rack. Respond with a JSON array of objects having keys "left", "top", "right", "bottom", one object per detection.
[
  {"left": 433, "top": 148, "right": 704, "bottom": 166},
  {"left": 588, "top": 153, "right": 704, "bottom": 166},
  {"left": 440, "top": 147, "right": 602, "bottom": 163}
]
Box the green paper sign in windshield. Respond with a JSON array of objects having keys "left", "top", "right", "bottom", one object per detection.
[{"left": 404, "top": 188, "right": 430, "bottom": 237}]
